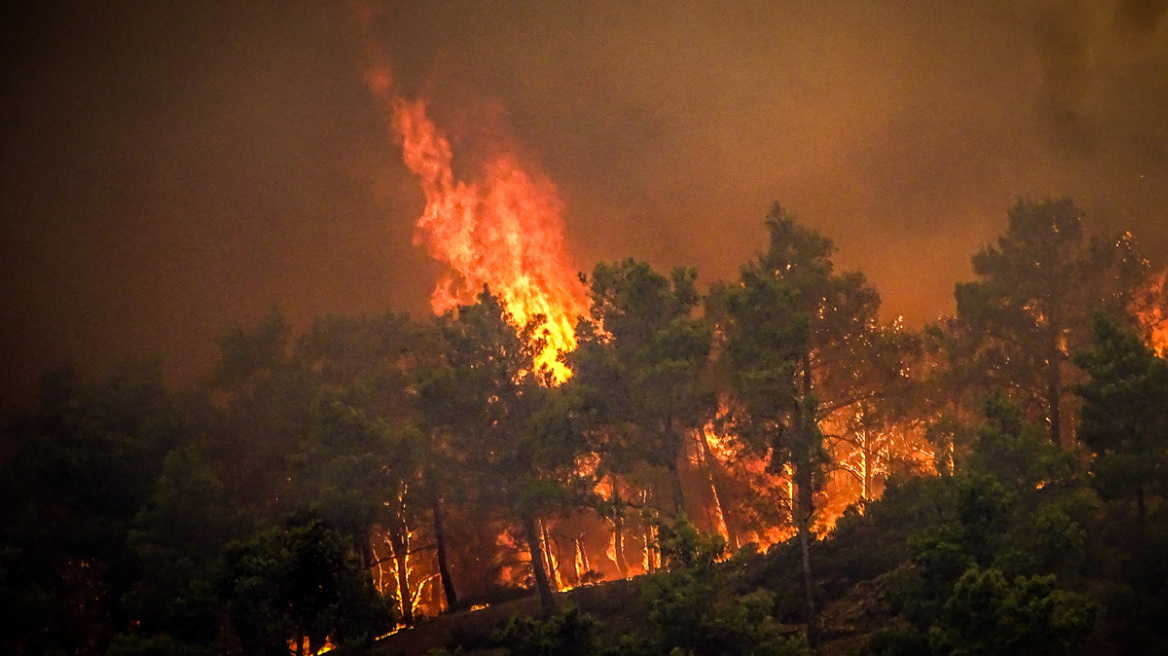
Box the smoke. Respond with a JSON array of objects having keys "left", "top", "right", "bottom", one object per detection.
[
  {"left": 1113, "top": 0, "right": 1168, "bottom": 41},
  {"left": 1033, "top": 4, "right": 1098, "bottom": 154},
  {"left": 1031, "top": 0, "right": 1168, "bottom": 155},
  {"left": 1, "top": 0, "right": 1167, "bottom": 417}
]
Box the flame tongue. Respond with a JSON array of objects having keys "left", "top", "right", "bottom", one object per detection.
[{"left": 386, "top": 96, "right": 582, "bottom": 381}]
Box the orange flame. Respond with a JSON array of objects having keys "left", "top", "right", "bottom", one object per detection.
[
  {"left": 363, "top": 57, "right": 583, "bottom": 381},
  {"left": 1134, "top": 271, "right": 1168, "bottom": 356}
]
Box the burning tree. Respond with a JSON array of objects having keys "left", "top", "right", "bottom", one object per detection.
[
  {"left": 570, "top": 259, "right": 716, "bottom": 515},
  {"left": 711, "top": 204, "right": 909, "bottom": 647},
  {"left": 951, "top": 198, "right": 1151, "bottom": 446},
  {"left": 421, "top": 288, "right": 589, "bottom": 609},
  {"left": 563, "top": 259, "right": 717, "bottom": 578}
]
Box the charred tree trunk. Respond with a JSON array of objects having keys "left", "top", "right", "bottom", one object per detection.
[
  {"left": 387, "top": 524, "right": 413, "bottom": 627},
  {"left": 612, "top": 498, "right": 629, "bottom": 577},
  {"left": 359, "top": 529, "right": 377, "bottom": 571},
  {"left": 795, "top": 455, "right": 818, "bottom": 649},
  {"left": 664, "top": 420, "right": 686, "bottom": 516},
  {"left": 523, "top": 515, "right": 556, "bottom": 610},
  {"left": 540, "top": 518, "right": 560, "bottom": 590},
  {"left": 665, "top": 457, "right": 686, "bottom": 518},
  {"left": 645, "top": 524, "right": 658, "bottom": 573},
  {"left": 659, "top": 413, "right": 687, "bottom": 517},
  {"left": 798, "top": 355, "right": 819, "bottom": 649},
  {"left": 640, "top": 489, "right": 660, "bottom": 573},
  {"left": 699, "top": 430, "right": 736, "bottom": 547},
  {"left": 428, "top": 483, "right": 458, "bottom": 611}
]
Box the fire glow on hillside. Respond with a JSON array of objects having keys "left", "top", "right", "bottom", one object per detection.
[
  {"left": 355, "top": 12, "right": 1166, "bottom": 630},
  {"left": 357, "top": 29, "right": 937, "bottom": 622}
]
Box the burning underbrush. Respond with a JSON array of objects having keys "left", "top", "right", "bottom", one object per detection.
[{"left": 364, "top": 411, "right": 935, "bottom": 627}]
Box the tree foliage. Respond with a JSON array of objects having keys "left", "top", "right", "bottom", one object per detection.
[
  {"left": 570, "top": 258, "right": 714, "bottom": 515},
  {"left": 3, "top": 198, "right": 1168, "bottom": 655},
  {"left": 951, "top": 198, "right": 1149, "bottom": 444}
]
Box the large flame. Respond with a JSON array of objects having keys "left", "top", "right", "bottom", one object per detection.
[{"left": 364, "top": 61, "right": 583, "bottom": 381}]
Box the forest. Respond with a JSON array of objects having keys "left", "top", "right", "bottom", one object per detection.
[{"left": 3, "top": 198, "right": 1167, "bottom": 656}]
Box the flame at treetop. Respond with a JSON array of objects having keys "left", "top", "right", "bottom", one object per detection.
[
  {"left": 363, "top": 59, "right": 584, "bottom": 382},
  {"left": 1134, "top": 271, "right": 1168, "bottom": 356}
]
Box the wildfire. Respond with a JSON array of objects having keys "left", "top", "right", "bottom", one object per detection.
[
  {"left": 362, "top": 55, "right": 584, "bottom": 381},
  {"left": 1134, "top": 271, "right": 1168, "bottom": 356},
  {"left": 354, "top": 15, "right": 938, "bottom": 616}
]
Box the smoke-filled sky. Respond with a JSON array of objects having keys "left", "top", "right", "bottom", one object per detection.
[{"left": 2, "top": 0, "right": 1167, "bottom": 416}]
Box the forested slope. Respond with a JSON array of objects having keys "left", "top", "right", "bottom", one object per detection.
[{"left": 3, "top": 199, "right": 1167, "bottom": 656}]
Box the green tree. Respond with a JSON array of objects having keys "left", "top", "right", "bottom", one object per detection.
[
  {"left": 712, "top": 204, "right": 895, "bottom": 647},
  {"left": 420, "top": 288, "right": 585, "bottom": 609},
  {"left": 205, "top": 307, "right": 316, "bottom": 514},
  {"left": 207, "top": 310, "right": 454, "bottom": 623},
  {"left": 1074, "top": 315, "right": 1168, "bottom": 525},
  {"left": 952, "top": 198, "right": 1149, "bottom": 445},
  {"left": 929, "top": 566, "right": 1098, "bottom": 656},
  {"left": 126, "top": 440, "right": 253, "bottom": 647},
  {"left": 0, "top": 361, "right": 184, "bottom": 655},
  {"left": 645, "top": 516, "right": 809, "bottom": 656},
  {"left": 492, "top": 604, "right": 603, "bottom": 656},
  {"left": 216, "top": 515, "right": 392, "bottom": 656},
  {"left": 295, "top": 312, "right": 459, "bottom": 619},
  {"left": 569, "top": 258, "right": 714, "bottom": 517},
  {"left": 291, "top": 394, "right": 428, "bottom": 624}
]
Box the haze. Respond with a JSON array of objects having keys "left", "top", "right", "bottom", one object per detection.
[{"left": 2, "top": 0, "right": 1166, "bottom": 416}]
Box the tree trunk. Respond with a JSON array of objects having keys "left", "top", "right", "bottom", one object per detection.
[
  {"left": 665, "top": 458, "right": 686, "bottom": 518},
  {"left": 429, "top": 484, "right": 458, "bottom": 611},
  {"left": 540, "top": 518, "right": 561, "bottom": 590},
  {"left": 643, "top": 489, "right": 659, "bottom": 573},
  {"left": 523, "top": 515, "right": 556, "bottom": 610},
  {"left": 795, "top": 456, "right": 819, "bottom": 649},
  {"left": 861, "top": 437, "right": 873, "bottom": 501},
  {"left": 798, "top": 355, "right": 819, "bottom": 649},
  {"left": 664, "top": 417, "right": 686, "bottom": 516},
  {"left": 573, "top": 538, "right": 589, "bottom": 584},
  {"left": 700, "top": 430, "right": 736, "bottom": 547},
  {"left": 359, "top": 529, "right": 377, "bottom": 571},
  {"left": 613, "top": 503, "right": 628, "bottom": 577},
  {"left": 388, "top": 524, "right": 413, "bottom": 626}
]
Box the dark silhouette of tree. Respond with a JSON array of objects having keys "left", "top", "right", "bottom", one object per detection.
[
  {"left": 216, "top": 515, "right": 391, "bottom": 655},
  {"left": 292, "top": 312, "right": 443, "bottom": 623},
  {"left": 569, "top": 259, "right": 714, "bottom": 518},
  {"left": 928, "top": 566, "right": 1098, "bottom": 656},
  {"left": 1074, "top": 315, "right": 1168, "bottom": 526},
  {"left": 952, "top": 198, "right": 1149, "bottom": 445},
  {"left": 0, "top": 361, "right": 184, "bottom": 655},
  {"left": 421, "top": 288, "right": 585, "bottom": 609},
  {"left": 127, "top": 440, "right": 254, "bottom": 645}
]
